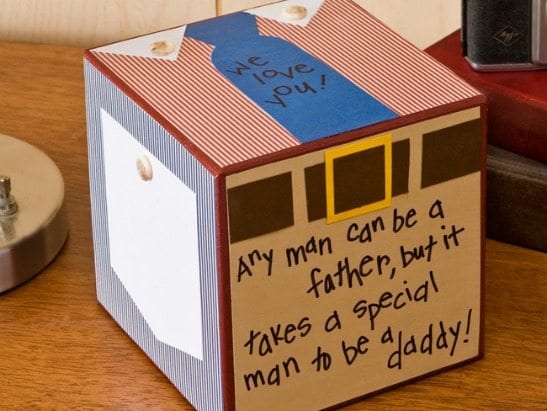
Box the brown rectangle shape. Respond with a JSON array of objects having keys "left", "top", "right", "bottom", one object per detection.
[
  {"left": 421, "top": 119, "right": 481, "bottom": 188},
  {"left": 227, "top": 172, "right": 294, "bottom": 243}
]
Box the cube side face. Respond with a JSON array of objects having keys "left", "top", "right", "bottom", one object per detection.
[
  {"left": 84, "top": 61, "right": 224, "bottom": 411},
  {"left": 224, "top": 106, "right": 484, "bottom": 411}
]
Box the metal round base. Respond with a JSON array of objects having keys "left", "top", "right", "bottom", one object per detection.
[{"left": 0, "top": 134, "right": 68, "bottom": 293}]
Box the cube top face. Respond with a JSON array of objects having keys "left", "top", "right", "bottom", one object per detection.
[{"left": 87, "top": 0, "right": 480, "bottom": 171}]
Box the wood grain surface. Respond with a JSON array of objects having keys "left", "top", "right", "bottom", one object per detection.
[
  {"left": 0, "top": 0, "right": 459, "bottom": 49},
  {"left": 0, "top": 0, "right": 216, "bottom": 48},
  {"left": 0, "top": 41, "right": 546, "bottom": 410}
]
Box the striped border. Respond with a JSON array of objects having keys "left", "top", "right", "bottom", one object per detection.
[{"left": 84, "top": 60, "right": 223, "bottom": 411}]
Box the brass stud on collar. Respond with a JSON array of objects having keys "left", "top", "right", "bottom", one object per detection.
[
  {"left": 282, "top": 5, "right": 308, "bottom": 21},
  {"left": 151, "top": 40, "right": 175, "bottom": 56}
]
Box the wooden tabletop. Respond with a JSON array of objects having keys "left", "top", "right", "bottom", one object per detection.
[{"left": 0, "top": 41, "right": 546, "bottom": 410}]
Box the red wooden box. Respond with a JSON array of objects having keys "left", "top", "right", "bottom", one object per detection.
[{"left": 427, "top": 31, "right": 547, "bottom": 164}]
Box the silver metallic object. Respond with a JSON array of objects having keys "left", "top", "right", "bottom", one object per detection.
[
  {"left": 0, "top": 133, "right": 68, "bottom": 293},
  {"left": 0, "top": 175, "right": 18, "bottom": 216}
]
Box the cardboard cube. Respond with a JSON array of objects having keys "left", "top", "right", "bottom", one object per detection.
[{"left": 84, "top": 1, "right": 485, "bottom": 410}]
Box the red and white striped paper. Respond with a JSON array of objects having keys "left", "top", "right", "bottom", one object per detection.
[{"left": 92, "top": 0, "right": 479, "bottom": 168}]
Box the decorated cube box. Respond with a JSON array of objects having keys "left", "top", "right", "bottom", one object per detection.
[{"left": 84, "top": 1, "right": 485, "bottom": 410}]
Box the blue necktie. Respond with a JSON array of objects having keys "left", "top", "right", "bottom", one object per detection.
[{"left": 186, "top": 12, "right": 398, "bottom": 143}]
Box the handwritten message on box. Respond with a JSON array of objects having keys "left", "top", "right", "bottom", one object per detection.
[{"left": 227, "top": 109, "right": 482, "bottom": 411}]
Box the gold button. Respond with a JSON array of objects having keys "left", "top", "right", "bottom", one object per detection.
[
  {"left": 282, "top": 5, "right": 308, "bottom": 20},
  {"left": 150, "top": 40, "right": 175, "bottom": 56}
]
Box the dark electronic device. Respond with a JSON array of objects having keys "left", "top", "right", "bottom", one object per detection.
[{"left": 462, "top": 0, "right": 547, "bottom": 70}]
